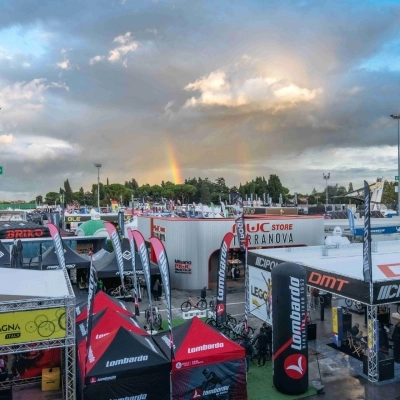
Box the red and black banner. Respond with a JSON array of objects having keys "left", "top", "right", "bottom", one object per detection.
[
  {"left": 216, "top": 232, "right": 234, "bottom": 326},
  {"left": 47, "top": 223, "right": 67, "bottom": 271},
  {"left": 105, "top": 222, "right": 125, "bottom": 288},
  {"left": 272, "top": 262, "right": 308, "bottom": 395},
  {"left": 127, "top": 228, "right": 140, "bottom": 316},
  {"left": 132, "top": 230, "right": 153, "bottom": 321},
  {"left": 85, "top": 255, "right": 97, "bottom": 376},
  {"left": 149, "top": 236, "right": 174, "bottom": 359},
  {"left": 363, "top": 180, "right": 372, "bottom": 283}
]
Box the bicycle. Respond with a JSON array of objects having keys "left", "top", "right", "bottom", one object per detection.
[
  {"left": 208, "top": 295, "right": 215, "bottom": 310},
  {"left": 145, "top": 306, "right": 163, "bottom": 330},
  {"left": 345, "top": 298, "right": 364, "bottom": 311},
  {"left": 222, "top": 319, "right": 255, "bottom": 339},
  {"left": 107, "top": 284, "right": 133, "bottom": 298},
  {"left": 181, "top": 296, "right": 207, "bottom": 312},
  {"left": 308, "top": 294, "right": 324, "bottom": 311}
]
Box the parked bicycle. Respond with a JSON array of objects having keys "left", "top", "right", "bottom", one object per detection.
[
  {"left": 208, "top": 295, "right": 215, "bottom": 311},
  {"left": 222, "top": 319, "right": 255, "bottom": 339},
  {"left": 145, "top": 306, "right": 163, "bottom": 331},
  {"left": 107, "top": 283, "right": 133, "bottom": 298},
  {"left": 181, "top": 296, "right": 207, "bottom": 312},
  {"left": 345, "top": 298, "right": 364, "bottom": 311}
]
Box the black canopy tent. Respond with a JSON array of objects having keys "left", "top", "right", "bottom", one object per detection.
[
  {"left": 30, "top": 242, "right": 91, "bottom": 270},
  {"left": 78, "top": 326, "right": 170, "bottom": 400},
  {"left": 0, "top": 240, "right": 10, "bottom": 267},
  {"left": 93, "top": 239, "right": 159, "bottom": 279}
]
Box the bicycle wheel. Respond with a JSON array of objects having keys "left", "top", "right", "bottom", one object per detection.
[
  {"left": 197, "top": 299, "right": 207, "bottom": 310},
  {"left": 345, "top": 298, "right": 352, "bottom": 308},
  {"left": 227, "top": 315, "right": 237, "bottom": 325},
  {"left": 108, "top": 288, "right": 117, "bottom": 296},
  {"left": 206, "top": 318, "right": 217, "bottom": 327},
  {"left": 355, "top": 302, "right": 364, "bottom": 311},
  {"left": 246, "top": 326, "right": 255, "bottom": 336},
  {"left": 209, "top": 299, "right": 215, "bottom": 310},
  {"left": 153, "top": 314, "right": 163, "bottom": 330},
  {"left": 397, "top": 304, "right": 400, "bottom": 314},
  {"left": 181, "top": 301, "right": 191, "bottom": 312}
]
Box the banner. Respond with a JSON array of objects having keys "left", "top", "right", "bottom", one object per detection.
[
  {"left": 105, "top": 222, "right": 125, "bottom": 287},
  {"left": 249, "top": 266, "right": 272, "bottom": 325},
  {"left": 132, "top": 230, "right": 153, "bottom": 319},
  {"left": 85, "top": 255, "right": 97, "bottom": 375},
  {"left": 363, "top": 180, "right": 372, "bottom": 283},
  {"left": 244, "top": 234, "right": 250, "bottom": 332},
  {"left": 127, "top": 228, "right": 140, "bottom": 316},
  {"left": 347, "top": 207, "right": 355, "bottom": 236},
  {"left": 272, "top": 262, "right": 308, "bottom": 395},
  {"left": 230, "top": 191, "right": 246, "bottom": 252},
  {"left": 47, "top": 223, "right": 67, "bottom": 271},
  {"left": 118, "top": 210, "right": 125, "bottom": 238},
  {"left": 216, "top": 232, "right": 234, "bottom": 326},
  {"left": 0, "top": 308, "right": 66, "bottom": 345},
  {"left": 149, "top": 236, "right": 174, "bottom": 359}
]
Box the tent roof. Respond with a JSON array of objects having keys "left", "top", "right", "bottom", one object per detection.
[
  {"left": 76, "top": 220, "right": 106, "bottom": 236},
  {"left": 93, "top": 238, "right": 159, "bottom": 278},
  {"left": 76, "top": 291, "right": 133, "bottom": 323},
  {"left": 79, "top": 326, "right": 169, "bottom": 383},
  {"left": 76, "top": 306, "right": 145, "bottom": 347},
  {"left": 0, "top": 267, "right": 70, "bottom": 300},
  {"left": 155, "top": 317, "right": 244, "bottom": 370},
  {"left": 36, "top": 242, "right": 91, "bottom": 270},
  {"left": 0, "top": 241, "right": 10, "bottom": 266}
]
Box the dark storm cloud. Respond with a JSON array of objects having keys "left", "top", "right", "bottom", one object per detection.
[{"left": 0, "top": 0, "right": 399, "bottom": 199}]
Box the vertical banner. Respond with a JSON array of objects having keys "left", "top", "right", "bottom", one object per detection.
[
  {"left": 47, "top": 223, "right": 67, "bottom": 271},
  {"left": 363, "top": 180, "right": 372, "bottom": 283},
  {"left": 272, "top": 262, "right": 308, "bottom": 395},
  {"left": 118, "top": 211, "right": 125, "bottom": 238},
  {"left": 149, "top": 237, "right": 174, "bottom": 359},
  {"left": 347, "top": 207, "right": 355, "bottom": 237},
  {"left": 231, "top": 191, "right": 246, "bottom": 252},
  {"left": 105, "top": 222, "right": 125, "bottom": 288},
  {"left": 216, "top": 232, "right": 234, "bottom": 326},
  {"left": 244, "top": 234, "right": 250, "bottom": 332},
  {"left": 127, "top": 228, "right": 140, "bottom": 317},
  {"left": 132, "top": 230, "right": 153, "bottom": 317},
  {"left": 210, "top": 202, "right": 215, "bottom": 218},
  {"left": 85, "top": 256, "right": 97, "bottom": 375}
]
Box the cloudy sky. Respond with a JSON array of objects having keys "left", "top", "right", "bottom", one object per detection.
[{"left": 0, "top": 0, "right": 400, "bottom": 201}]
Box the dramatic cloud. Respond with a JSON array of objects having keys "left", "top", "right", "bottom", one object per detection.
[{"left": 0, "top": 0, "right": 399, "bottom": 200}]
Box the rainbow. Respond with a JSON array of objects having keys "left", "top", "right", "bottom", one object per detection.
[{"left": 166, "top": 141, "right": 183, "bottom": 184}]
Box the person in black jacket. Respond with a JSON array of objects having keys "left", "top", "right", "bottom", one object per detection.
[
  {"left": 240, "top": 334, "right": 253, "bottom": 372},
  {"left": 252, "top": 328, "right": 269, "bottom": 367}
]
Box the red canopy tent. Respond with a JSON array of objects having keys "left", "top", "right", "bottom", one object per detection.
[
  {"left": 75, "top": 291, "right": 133, "bottom": 323},
  {"left": 154, "top": 317, "right": 247, "bottom": 400}
]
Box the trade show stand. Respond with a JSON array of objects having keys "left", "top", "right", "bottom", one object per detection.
[{"left": 363, "top": 353, "right": 394, "bottom": 382}]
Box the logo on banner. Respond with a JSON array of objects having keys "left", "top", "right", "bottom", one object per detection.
[
  {"left": 174, "top": 259, "right": 192, "bottom": 274},
  {"left": 216, "top": 303, "right": 224, "bottom": 316},
  {"left": 105, "top": 355, "right": 148, "bottom": 367},
  {"left": 191, "top": 389, "right": 202, "bottom": 399},
  {"left": 308, "top": 272, "right": 349, "bottom": 291},
  {"left": 188, "top": 343, "right": 224, "bottom": 354},
  {"left": 176, "top": 362, "right": 182, "bottom": 369},
  {"left": 122, "top": 250, "right": 131, "bottom": 260},
  {"left": 284, "top": 354, "right": 307, "bottom": 379},
  {"left": 376, "top": 284, "right": 400, "bottom": 301},
  {"left": 90, "top": 377, "right": 97, "bottom": 384},
  {"left": 5, "top": 229, "right": 44, "bottom": 239},
  {"left": 153, "top": 224, "right": 166, "bottom": 241}
]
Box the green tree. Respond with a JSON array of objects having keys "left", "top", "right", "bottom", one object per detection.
[
  {"left": 348, "top": 182, "right": 354, "bottom": 193},
  {"left": 64, "top": 179, "right": 74, "bottom": 205},
  {"left": 268, "top": 174, "right": 284, "bottom": 203},
  {"left": 174, "top": 184, "right": 197, "bottom": 204},
  {"left": 45, "top": 192, "right": 60, "bottom": 205},
  {"left": 381, "top": 180, "right": 397, "bottom": 209},
  {"left": 35, "top": 195, "right": 43, "bottom": 205},
  {"left": 125, "top": 178, "right": 139, "bottom": 190}
]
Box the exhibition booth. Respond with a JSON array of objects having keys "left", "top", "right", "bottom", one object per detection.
[
  {"left": 0, "top": 267, "right": 75, "bottom": 400},
  {"left": 137, "top": 214, "right": 324, "bottom": 290},
  {"left": 247, "top": 240, "right": 400, "bottom": 382}
]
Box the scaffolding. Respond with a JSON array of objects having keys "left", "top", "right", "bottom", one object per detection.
[{"left": 0, "top": 268, "right": 75, "bottom": 400}]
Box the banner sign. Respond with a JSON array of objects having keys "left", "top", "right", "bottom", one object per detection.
[
  {"left": 230, "top": 191, "right": 246, "bottom": 251},
  {"left": 127, "top": 228, "right": 140, "bottom": 316},
  {"left": 105, "top": 222, "right": 125, "bottom": 287},
  {"left": 249, "top": 266, "right": 273, "bottom": 325},
  {"left": 0, "top": 308, "right": 66, "bottom": 345},
  {"left": 174, "top": 259, "right": 192, "bottom": 274},
  {"left": 248, "top": 252, "right": 371, "bottom": 304},
  {"left": 85, "top": 256, "right": 97, "bottom": 375},
  {"left": 132, "top": 230, "right": 153, "bottom": 320},
  {"left": 216, "top": 232, "right": 234, "bottom": 326},
  {"left": 149, "top": 237, "right": 174, "bottom": 359},
  {"left": 363, "top": 180, "right": 372, "bottom": 283},
  {"left": 272, "top": 262, "right": 308, "bottom": 395},
  {"left": 118, "top": 211, "right": 125, "bottom": 238},
  {"left": 353, "top": 225, "right": 400, "bottom": 236},
  {"left": 373, "top": 279, "right": 400, "bottom": 304},
  {"left": 47, "top": 223, "right": 66, "bottom": 271}
]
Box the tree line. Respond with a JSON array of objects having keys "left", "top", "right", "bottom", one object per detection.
[{"left": 33, "top": 176, "right": 399, "bottom": 209}]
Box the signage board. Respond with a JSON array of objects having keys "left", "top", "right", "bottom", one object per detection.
[{"left": 0, "top": 308, "right": 66, "bottom": 345}]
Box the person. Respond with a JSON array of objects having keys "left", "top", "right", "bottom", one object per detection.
[
  {"left": 231, "top": 265, "right": 236, "bottom": 281},
  {"left": 157, "top": 281, "right": 163, "bottom": 302},
  {"left": 152, "top": 279, "right": 160, "bottom": 301},
  {"left": 200, "top": 286, "right": 207, "bottom": 300},
  {"left": 311, "top": 287, "right": 320, "bottom": 310},
  {"left": 252, "top": 327, "right": 269, "bottom": 367},
  {"left": 350, "top": 323, "right": 363, "bottom": 338},
  {"left": 97, "top": 279, "right": 103, "bottom": 293},
  {"left": 379, "top": 323, "right": 389, "bottom": 353},
  {"left": 200, "top": 368, "right": 222, "bottom": 391},
  {"left": 241, "top": 334, "right": 253, "bottom": 373},
  {"left": 0, "top": 358, "right": 7, "bottom": 382}
]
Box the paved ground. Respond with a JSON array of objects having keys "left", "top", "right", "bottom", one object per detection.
[{"left": 75, "top": 277, "right": 400, "bottom": 400}]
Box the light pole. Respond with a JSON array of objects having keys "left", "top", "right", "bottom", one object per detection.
[
  {"left": 390, "top": 114, "right": 400, "bottom": 214},
  {"left": 323, "top": 173, "right": 330, "bottom": 206},
  {"left": 94, "top": 163, "right": 102, "bottom": 211}
]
